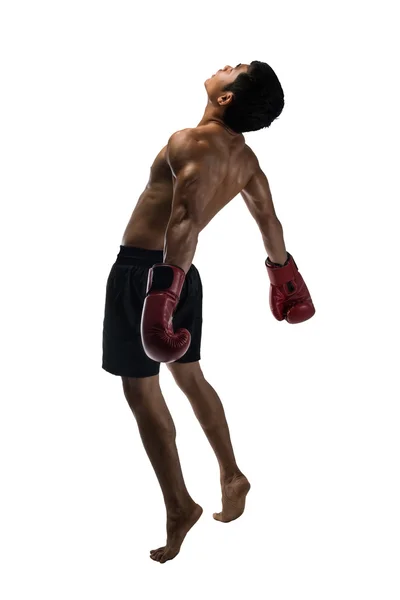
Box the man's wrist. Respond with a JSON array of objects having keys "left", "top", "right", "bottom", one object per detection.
[{"left": 267, "top": 252, "right": 289, "bottom": 267}]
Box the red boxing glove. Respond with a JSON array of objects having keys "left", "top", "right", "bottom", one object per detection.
[
  {"left": 265, "top": 253, "right": 315, "bottom": 324},
  {"left": 140, "top": 264, "right": 191, "bottom": 363}
]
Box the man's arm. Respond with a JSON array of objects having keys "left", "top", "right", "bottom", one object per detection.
[
  {"left": 240, "top": 164, "right": 288, "bottom": 265},
  {"left": 241, "top": 162, "right": 315, "bottom": 324},
  {"left": 164, "top": 131, "right": 207, "bottom": 273}
]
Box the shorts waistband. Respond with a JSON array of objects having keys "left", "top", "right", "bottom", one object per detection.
[{"left": 115, "top": 245, "right": 164, "bottom": 266}]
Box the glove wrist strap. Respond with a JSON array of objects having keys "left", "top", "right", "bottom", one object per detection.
[
  {"left": 146, "top": 263, "right": 186, "bottom": 298},
  {"left": 265, "top": 253, "right": 298, "bottom": 286}
]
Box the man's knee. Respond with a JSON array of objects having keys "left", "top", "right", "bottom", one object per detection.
[
  {"left": 167, "top": 361, "right": 205, "bottom": 394},
  {"left": 121, "top": 374, "right": 159, "bottom": 409}
]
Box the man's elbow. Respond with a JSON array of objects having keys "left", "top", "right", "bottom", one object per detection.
[
  {"left": 169, "top": 182, "right": 203, "bottom": 229},
  {"left": 257, "top": 211, "right": 281, "bottom": 232},
  {"left": 167, "top": 213, "right": 200, "bottom": 241},
  {"left": 169, "top": 201, "right": 200, "bottom": 226}
]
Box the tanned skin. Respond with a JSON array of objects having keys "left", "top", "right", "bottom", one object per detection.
[{"left": 119, "top": 64, "right": 288, "bottom": 563}]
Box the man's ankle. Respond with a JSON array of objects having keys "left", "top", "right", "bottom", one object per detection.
[{"left": 220, "top": 468, "right": 243, "bottom": 482}]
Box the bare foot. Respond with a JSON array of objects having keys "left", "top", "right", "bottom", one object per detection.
[
  {"left": 213, "top": 473, "right": 251, "bottom": 523},
  {"left": 150, "top": 502, "right": 203, "bottom": 563}
]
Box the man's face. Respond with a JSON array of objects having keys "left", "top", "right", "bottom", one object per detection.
[{"left": 205, "top": 64, "right": 249, "bottom": 94}]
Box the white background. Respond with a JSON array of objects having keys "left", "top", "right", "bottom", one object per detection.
[{"left": 1, "top": 0, "right": 399, "bottom": 598}]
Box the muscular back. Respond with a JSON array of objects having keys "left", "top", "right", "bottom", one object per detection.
[{"left": 122, "top": 124, "right": 258, "bottom": 250}]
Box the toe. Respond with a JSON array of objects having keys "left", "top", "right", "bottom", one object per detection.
[
  {"left": 150, "top": 548, "right": 163, "bottom": 561},
  {"left": 213, "top": 512, "right": 222, "bottom": 521}
]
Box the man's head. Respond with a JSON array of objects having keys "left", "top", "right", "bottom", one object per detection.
[{"left": 204, "top": 61, "right": 284, "bottom": 133}]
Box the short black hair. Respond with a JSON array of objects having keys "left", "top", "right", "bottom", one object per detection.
[{"left": 221, "top": 61, "right": 285, "bottom": 133}]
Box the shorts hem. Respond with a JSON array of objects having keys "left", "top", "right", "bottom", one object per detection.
[
  {"left": 174, "top": 354, "right": 201, "bottom": 364},
  {"left": 102, "top": 364, "right": 160, "bottom": 379}
]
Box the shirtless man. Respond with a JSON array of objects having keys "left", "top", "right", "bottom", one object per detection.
[{"left": 102, "top": 61, "right": 315, "bottom": 563}]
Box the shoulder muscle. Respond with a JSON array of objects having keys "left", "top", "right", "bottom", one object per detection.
[{"left": 166, "top": 130, "right": 209, "bottom": 180}]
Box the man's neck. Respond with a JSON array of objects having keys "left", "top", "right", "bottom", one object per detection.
[{"left": 196, "top": 119, "right": 241, "bottom": 137}]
